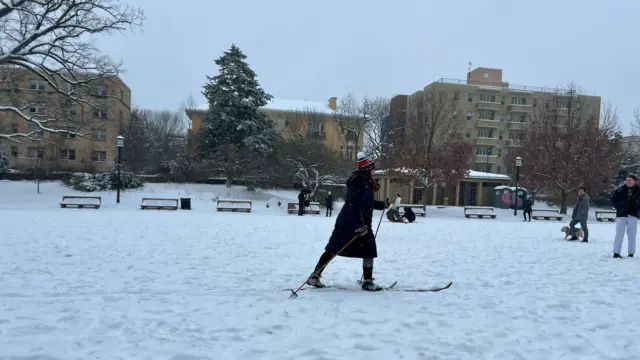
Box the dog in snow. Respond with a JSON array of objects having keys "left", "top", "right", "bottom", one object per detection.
[{"left": 561, "top": 225, "right": 584, "bottom": 240}]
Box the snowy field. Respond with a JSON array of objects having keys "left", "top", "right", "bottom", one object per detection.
[{"left": 1, "top": 181, "right": 638, "bottom": 359}]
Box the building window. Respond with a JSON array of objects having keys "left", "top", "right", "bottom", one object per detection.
[
  {"left": 510, "top": 114, "right": 524, "bottom": 123},
  {"left": 453, "top": 92, "right": 460, "bottom": 101},
  {"left": 62, "top": 126, "right": 77, "bottom": 138},
  {"left": 465, "top": 131, "right": 471, "bottom": 138},
  {"left": 483, "top": 72, "right": 489, "bottom": 79},
  {"left": 59, "top": 149, "right": 76, "bottom": 161},
  {"left": 27, "top": 147, "right": 44, "bottom": 159},
  {"left": 478, "top": 111, "right": 495, "bottom": 120},
  {"left": 93, "top": 107, "right": 108, "bottom": 119},
  {"left": 500, "top": 112, "right": 505, "bottom": 122},
  {"left": 479, "top": 94, "right": 496, "bottom": 103},
  {"left": 497, "top": 148, "right": 502, "bottom": 157},
  {"left": 452, "top": 111, "right": 458, "bottom": 120},
  {"left": 91, "top": 151, "right": 107, "bottom": 162},
  {"left": 29, "top": 103, "right": 45, "bottom": 115},
  {"left": 93, "top": 128, "right": 107, "bottom": 141},
  {"left": 476, "top": 147, "right": 491, "bottom": 155},
  {"left": 27, "top": 123, "right": 43, "bottom": 137},
  {"left": 478, "top": 130, "right": 492, "bottom": 138},
  {"left": 347, "top": 145, "right": 354, "bottom": 161},
  {"left": 497, "top": 166, "right": 502, "bottom": 174},
  {"left": 466, "top": 111, "right": 472, "bottom": 121},
  {"left": 501, "top": 96, "right": 505, "bottom": 105},
  {"left": 509, "top": 132, "right": 524, "bottom": 140},
  {"left": 68, "top": 103, "right": 77, "bottom": 116},
  {"left": 29, "top": 79, "right": 45, "bottom": 91},
  {"left": 10, "top": 123, "right": 18, "bottom": 133},
  {"left": 11, "top": 146, "right": 18, "bottom": 157},
  {"left": 511, "top": 97, "right": 527, "bottom": 105},
  {"left": 467, "top": 93, "right": 473, "bottom": 103},
  {"left": 93, "top": 85, "right": 108, "bottom": 97}
]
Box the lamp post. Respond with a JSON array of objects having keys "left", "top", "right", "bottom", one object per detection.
[
  {"left": 513, "top": 156, "right": 522, "bottom": 216},
  {"left": 116, "top": 135, "right": 124, "bottom": 204}
]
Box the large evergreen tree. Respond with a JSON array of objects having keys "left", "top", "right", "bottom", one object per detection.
[{"left": 199, "top": 44, "right": 277, "bottom": 156}]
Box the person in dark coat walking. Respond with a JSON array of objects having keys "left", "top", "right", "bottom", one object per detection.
[
  {"left": 297, "top": 189, "right": 308, "bottom": 216},
  {"left": 569, "top": 187, "right": 590, "bottom": 242},
  {"left": 611, "top": 175, "right": 640, "bottom": 258},
  {"left": 306, "top": 152, "right": 387, "bottom": 291},
  {"left": 523, "top": 197, "right": 533, "bottom": 222},
  {"left": 325, "top": 191, "right": 333, "bottom": 217}
]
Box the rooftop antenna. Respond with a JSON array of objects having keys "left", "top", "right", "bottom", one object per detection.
[{"left": 468, "top": 61, "right": 472, "bottom": 73}]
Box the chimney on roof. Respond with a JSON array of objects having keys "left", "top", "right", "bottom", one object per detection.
[{"left": 328, "top": 97, "right": 337, "bottom": 111}]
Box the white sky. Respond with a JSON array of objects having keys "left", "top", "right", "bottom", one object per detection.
[{"left": 97, "top": 0, "right": 640, "bottom": 134}]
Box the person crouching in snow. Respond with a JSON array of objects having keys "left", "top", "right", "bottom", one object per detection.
[
  {"left": 386, "top": 204, "right": 407, "bottom": 223},
  {"left": 306, "top": 152, "right": 387, "bottom": 291},
  {"left": 403, "top": 207, "right": 416, "bottom": 223}
]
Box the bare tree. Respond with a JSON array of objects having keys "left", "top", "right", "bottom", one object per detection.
[
  {"left": 0, "top": 0, "right": 144, "bottom": 141},
  {"left": 361, "top": 96, "right": 403, "bottom": 159},
  {"left": 513, "top": 84, "right": 622, "bottom": 214},
  {"left": 387, "top": 89, "right": 473, "bottom": 198},
  {"left": 277, "top": 136, "right": 348, "bottom": 196}
]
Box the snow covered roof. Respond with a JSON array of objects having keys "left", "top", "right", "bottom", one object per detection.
[
  {"left": 194, "top": 98, "right": 336, "bottom": 115},
  {"left": 374, "top": 169, "right": 511, "bottom": 181},
  {"left": 494, "top": 185, "right": 528, "bottom": 192},
  {"left": 466, "top": 170, "right": 511, "bottom": 180}
]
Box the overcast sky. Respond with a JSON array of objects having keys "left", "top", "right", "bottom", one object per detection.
[{"left": 98, "top": 0, "right": 640, "bottom": 134}]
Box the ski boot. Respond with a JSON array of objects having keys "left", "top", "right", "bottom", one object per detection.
[
  {"left": 306, "top": 273, "right": 326, "bottom": 288},
  {"left": 361, "top": 278, "right": 383, "bottom": 291}
]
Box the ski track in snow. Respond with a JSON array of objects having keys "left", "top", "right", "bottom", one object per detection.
[{"left": 1, "top": 184, "right": 639, "bottom": 359}]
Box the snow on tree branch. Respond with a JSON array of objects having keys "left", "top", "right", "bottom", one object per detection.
[{"left": 0, "top": 0, "right": 144, "bottom": 140}]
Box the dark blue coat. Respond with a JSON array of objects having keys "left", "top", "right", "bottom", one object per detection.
[
  {"left": 325, "top": 195, "right": 333, "bottom": 209},
  {"left": 325, "top": 170, "right": 385, "bottom": 259},
  {"left": 611, "top": 185, "right": 640, "bottom": 218}
]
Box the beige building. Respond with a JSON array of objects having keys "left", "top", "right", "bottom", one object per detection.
[
  {"left": 0, "top": 66, "right": 132, "bottom": 173},
  {"left": 186, "top": 97, "right": 364, "bottom": 160},
  {"left": 400, "top": 67, "right": 601, "bottom": 174},
  {"left": 621, "top": 136, "right": 640, "bottom": 154}
]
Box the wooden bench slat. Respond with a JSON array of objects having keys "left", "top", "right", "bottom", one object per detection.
[{"left": 60, "top": 195, "right": 101, "bottom": 209}]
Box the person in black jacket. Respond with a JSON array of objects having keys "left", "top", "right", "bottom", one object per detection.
[
  {"left": 297, "top": 189, "right": 306, "bottom": 216},
  {"left": 325, "top": 191, "right": 333, "bottom": 217},
  {"left": 611, "top": 175, "right": 640, "bottom": 258},
  {"left": 403, "top": 207, "right": 416, "bottom": 223},
  {"left": 523, "top": 196, "right": 533, "bottom": 222},
  {"left": 306, "top": 152, "right": 387, "bottom": 291}
]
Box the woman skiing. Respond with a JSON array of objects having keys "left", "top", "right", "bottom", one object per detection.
[{"left": 306, "top": 152, "right": 387, "bottom": 291}]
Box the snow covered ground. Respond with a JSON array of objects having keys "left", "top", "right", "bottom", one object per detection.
[{"left": 1, "top": 181, "right": 638, "bottom": 359}]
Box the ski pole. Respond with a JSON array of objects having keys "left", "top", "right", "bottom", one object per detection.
[
  {"left": 359, "top": 207, "right": 386, "bottom": 283},
  {"left": 289, "top": 233, "right": 361, "bottom": 299}
]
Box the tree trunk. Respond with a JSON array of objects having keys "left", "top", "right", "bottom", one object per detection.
[{"left": 560, "top": 190, "right": 568, "bottom": 214}]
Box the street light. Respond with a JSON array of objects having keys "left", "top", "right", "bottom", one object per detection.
[
  {"left": 116, "top": 135, "right": 124, "bottom": 204},
  {"left": 513, "top": 156, "right": 522, "bottom": 216}
]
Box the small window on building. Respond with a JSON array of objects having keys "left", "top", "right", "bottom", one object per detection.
[
  {"left": 93, "top": 128, "right": 107, "bottom": 141},
  {"left": 467, "top": 111, "right": 472, "bottom": 121},
  {"left": 10, "top": 123, "right": 18, "bottom": 133},
  {"left": 453, "top": 92, "right": 459, "bottom": 101},
  {"left": 500, "top": 96, "right": 505, "bottom": 105},
  {"left": 11, "top": 146, "right": 18, "bottom": 157},
  {"left": 29, "top": 104, "right": 44, "bottom": 114},
  {"left": 29, "top": 79, "right": 45, "bottom": 91},
  {"left": 483, "top": 72, "right": 489, "bottom": 79},
  {"left": 497, "top": 166, "right": 502, "bottom": 174},
  {"left": 452, "top": 111, "right": 458, "bottom": 120},
  {"left": 91, "top": 151, "right": 107, "bottom": 162},
  {"left": 467, "top": 93, "right": 473, "bottom": 103},
  {"left": 27, "top": 147, "right": 44, "bottom": 159}
]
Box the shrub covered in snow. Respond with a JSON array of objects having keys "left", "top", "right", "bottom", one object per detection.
[
  {"left": 62, "top": 171, "right": 144, "bottom": 192},
  {"left": 0, "top": 149, "right": 9, "bottom": 174}
]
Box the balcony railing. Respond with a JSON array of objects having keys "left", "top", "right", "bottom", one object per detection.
[
  {"left": 508, "top": 104, "right": 533, "bottom": 112},
  {"left": 477, "top": 119, "right": 501, "bottom": 128},
  {"left": 507, "top": 121, "right": 528, "bottom": 129},
  {"left": 434, "top": 78, "right": 584, "bottom": 95},
  {"left": 474, "top": 155, "right": 498, "bottom": 163},
  {"left": 476, "top": 137, "right": 499, "bottom": 146},
  {"left": 475, "top": 101, "right": 502, "bottom": 111}
]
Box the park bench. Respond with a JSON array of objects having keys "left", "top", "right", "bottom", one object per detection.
[
  {"left": 531, "top": 208, "right": 563, "bottom": 221},
  {"left": 140, "top": 198, "right": 179, "bottom": 210},
  {"left": 287, "top": 202, "right": 321, "bottom": 215},
  {"left": 397, "top": 204, "right": 427, "bottom": 217},
  {"left": 217, "top": 199, "right": 252, "bottom": 213},
  {"left": 464, "top": 206, "right": 497, "bottom": 219},
  {"left": 60, "top": 195, "right": 101, "bottom": 209},
  {"left": 595, "top": 210, "right": 616, "bottom": 222}
]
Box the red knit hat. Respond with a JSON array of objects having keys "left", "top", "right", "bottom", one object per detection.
[{"left": 357, "top": 152, "right": 375, "bottom": 168}]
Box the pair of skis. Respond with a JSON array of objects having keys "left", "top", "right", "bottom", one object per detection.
[{"left": 288, "top": 280, "right": 452, "bottom": 297}]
